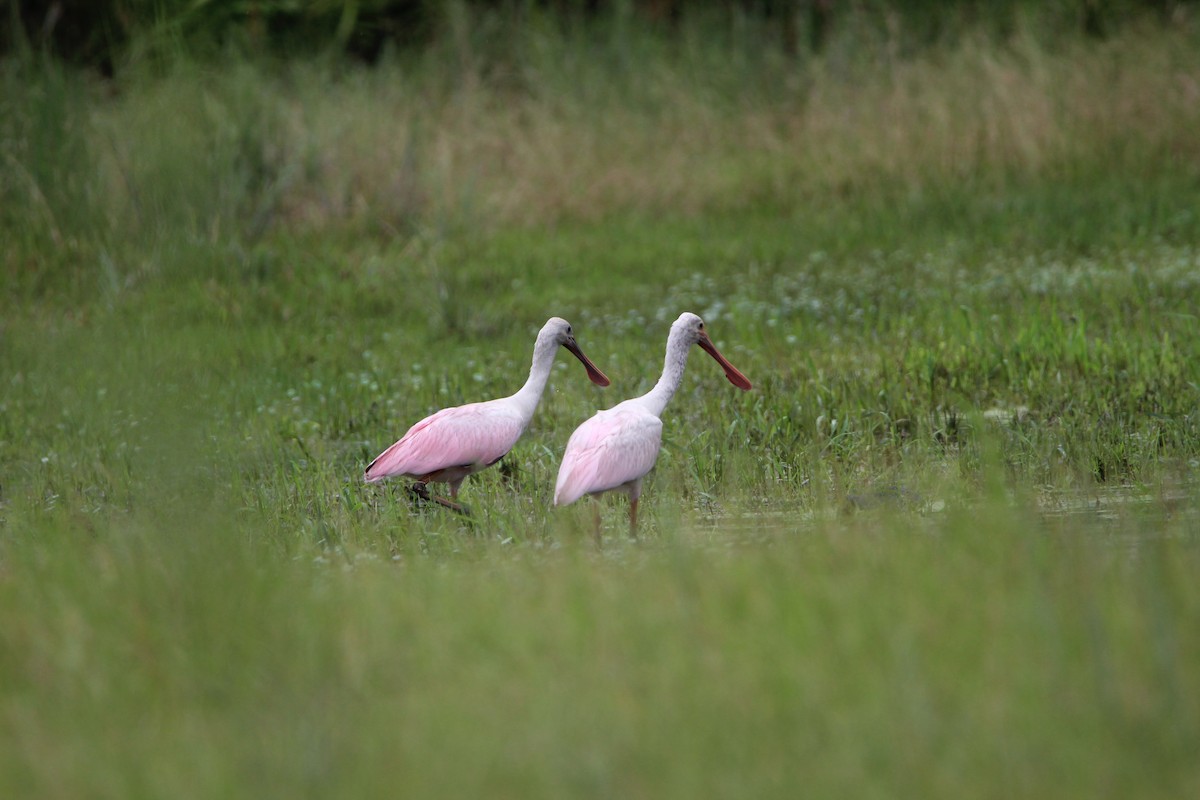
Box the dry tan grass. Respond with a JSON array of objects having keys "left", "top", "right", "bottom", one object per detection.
[{"left": 93, "top": 25, "right": 1200, "bottom": 234}]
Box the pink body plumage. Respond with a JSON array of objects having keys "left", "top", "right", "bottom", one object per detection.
[
  {"left": 364, "top": 317, "right": 609, "bottom": 507},
  {"left": 554, "top": 312, "right": 751, "bottom": 538},
  {"left": 365, "top": 400, "right": 525, "bottom": 487}
]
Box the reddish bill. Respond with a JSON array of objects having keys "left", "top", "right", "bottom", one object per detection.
[{"left": 698, "top": 334, "right": 752, "bottom": 390}]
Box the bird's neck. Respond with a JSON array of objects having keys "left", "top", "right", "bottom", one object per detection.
[
  {"left": 638, "top": 329, "right": 691, "bottom": 418},
  {"left": 510, "top": 336, "right": 557, "bottom": 421}
]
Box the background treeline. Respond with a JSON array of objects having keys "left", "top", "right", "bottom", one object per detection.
[{"left": 7, "top": 0, "right": 1197, "bottom": 73}]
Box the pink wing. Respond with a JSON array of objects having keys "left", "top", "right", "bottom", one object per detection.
[
  {"left": 365, "top": 401, "right": 525, "bottom": 482},
  {"left": 554, "top": 406, "right": 663, "bottom": 505}
]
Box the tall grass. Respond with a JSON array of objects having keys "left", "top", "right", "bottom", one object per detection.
[
  {"left": 4, "top": 15, "right": 1199, "bottom": 303},
  {"left": 3, "top": 484, "right": 1199, "bottom": 798},
  {"left": 108, "top": 20, "right": 1200, "bottom": 228}
]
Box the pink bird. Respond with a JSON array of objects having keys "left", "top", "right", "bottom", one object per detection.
[
  {"left": 554, "top": 312, "right": 752, "bottom": 540},
  {"left": 365, "top": 317, "right": 610, "bottom": 511}
]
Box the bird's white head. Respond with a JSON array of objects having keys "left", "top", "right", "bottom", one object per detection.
[
  {"left": 672, "top": 312, "right": 752, "bottom": 391},
  {"left": 539, "top": 317, "right": 611, "bottom": 387},
  {"left": 671, "top": 312, "right": 707, "bottom": 342},
  {"left": 540, "top": 317, "right": 575, "bottom": 344}
]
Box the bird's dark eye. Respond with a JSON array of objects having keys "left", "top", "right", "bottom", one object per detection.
[
  {"left": 698, "top": 322, "right": 704, "bottom": 330},
  {"left": 567, "top": 326, "right": 572, "bottom": 335}
]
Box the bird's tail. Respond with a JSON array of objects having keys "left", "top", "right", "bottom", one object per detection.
[{"left": 364, "top": 439, "right": 407, "bottom": 483}]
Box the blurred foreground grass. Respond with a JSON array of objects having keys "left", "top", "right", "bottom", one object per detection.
[
  {"left": 3, "top": 13, "right": 1200, "bottom": 798},
  {"left": 3, "top": 500, "right": 1198, "bottom": 798}
]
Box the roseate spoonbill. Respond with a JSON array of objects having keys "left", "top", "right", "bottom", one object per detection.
[
  {"left": 365, "top": 317, "right": 610, "bottom": 512},
  {"left": 554, "top": 312, "right": 751, "bottom": 540}
]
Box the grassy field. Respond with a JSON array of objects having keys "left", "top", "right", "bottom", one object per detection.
[{"left": 3, "top": 12, "right": 1200, "bottom": 798}]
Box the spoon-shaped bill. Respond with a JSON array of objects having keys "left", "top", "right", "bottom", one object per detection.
[
  {"left": 698, "top": 333, "right": 752, "bottom": 390},
  {"left": 564, "top": 339, "right": 611, "bottom": 387}
]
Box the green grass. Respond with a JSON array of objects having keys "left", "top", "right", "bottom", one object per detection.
[
  {"left": 4, "top": 509, "right": 1198, "bottom": 798},
  {"left": 3, "top": 16, "right": 1200, "bottom": 799}
]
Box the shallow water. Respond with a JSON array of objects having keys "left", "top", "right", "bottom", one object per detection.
[{"left": 698, "top": 478, "right": 1200, "bottom": 551}]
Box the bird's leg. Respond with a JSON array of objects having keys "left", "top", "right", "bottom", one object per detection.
[
  {"left": 628, "top": 497, "right": 639, "bottom": 540},
  {"left": 592, "top": 501, "right": 603, "bottom": 549},
  {"left": 430, "top": 495, "right": 470, "bottom": 515},
  {"left": 432, "top": 481, "right": 471, "bottom": 516},
  {"left": 410, "top": 479, "right": 471, "bottom": 516}
]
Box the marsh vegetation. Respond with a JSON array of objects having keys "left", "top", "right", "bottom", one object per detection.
[{"left": 2, "top": 3, "right": 1199, "bottom": 796}]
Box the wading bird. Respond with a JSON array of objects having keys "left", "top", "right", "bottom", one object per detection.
[
  {"left": 365, "top": 317, "right": 610, "bottom": 512},
  {"left": 554, "top": 312, "right": 751, "bottom": 540}
]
